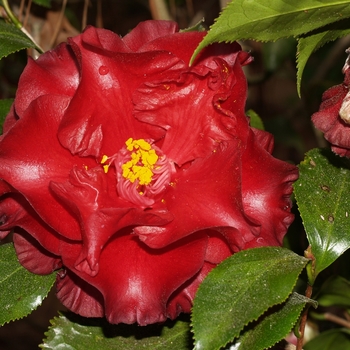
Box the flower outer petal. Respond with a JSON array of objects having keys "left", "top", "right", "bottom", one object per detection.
[
  {"left": 56, "top": 269, "right": 104, "bottom": 318},
  {"left": 14, "top": 42, "right": 79, "bottom": 118},
  {"left": 241, "top": 129, "right": 298, "bottom": 247},
  {"left": 13, "top": 230, "right": 61, "bottom": 275},
  {"left": 0, "top": 194, "right": 62, "bottom": 255},
  {"left": 58, "top": 232, "right": 208, "bottom": 325},
  {"left": 312, "top": 65, "right": 350, "bottom": 157},
  {"left": 0, "top": 95, "right": 89, "bottom": 240}
]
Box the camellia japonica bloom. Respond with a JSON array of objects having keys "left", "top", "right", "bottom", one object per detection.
[
  {"left": 0, "top": 20, "right": 298, "bottom": 325},
  {"left": 312, "top": 49, "right": 350, "bottom": 157}
]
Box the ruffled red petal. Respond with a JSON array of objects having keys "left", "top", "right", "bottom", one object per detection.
[
  {"left": 312, "top": 65, "right": 350, "bottom": 157},
  {"left": 56, "top": 269, "right": 104, "bottom": 318},
  {"left": 13, "top": 231, "right": 61, "bottom": 274}
]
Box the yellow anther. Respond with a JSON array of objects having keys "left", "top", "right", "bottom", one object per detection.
[
  {"left": 101, "top": 154, "right": 109, "bottom": 164},
  {"left": 103, "top": 165, "right": 109, "bottom": 173},
  {"left": 121, "top": 138, "right": 159, "bottom": 186}
]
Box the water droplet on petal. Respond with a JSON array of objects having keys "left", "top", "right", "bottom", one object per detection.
[{"left": 99, "top": 66, "right": 109, "bottom": 75}]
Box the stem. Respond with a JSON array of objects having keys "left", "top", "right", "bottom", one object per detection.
[
  {"left": 2, "top": 0, "right": 22, "bottom": 28},
  {"left": 2, "top": 0, "right": 44, "bottom": 54},
  {"left": 296, "top": 283, "right": 313, "bottom": 350}
]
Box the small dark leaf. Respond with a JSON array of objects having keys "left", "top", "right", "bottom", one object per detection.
[
  {"left": 315, "top": 275, "right": 350, "bottom": 308},
  {"left": 0, "top": 243, "right": 56, "bottom": 325},
  {"left": 294, "top": 148, "right": 350, "bottom": 282},
  {"left": 246, "top": 109, "right": 264, "bottom": 131},
  {"left": 304, "top": 328, "right": 350, "bottom": 350},
  {"left": 40, "top": 313, "right": 191, "bottom": 350},
  {"left": 191, "top": 247, "right": 309, "bottom": 350},
  {"left": 0, "top": 99, "right": 12, "bottom": 134}
]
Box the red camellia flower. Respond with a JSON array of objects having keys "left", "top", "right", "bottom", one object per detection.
[
  {"left": 0, "top": 20, "right": 298, "bottom": 325},
  {"left": 312, "top": 50, "right": 350, "bottom": 157}
]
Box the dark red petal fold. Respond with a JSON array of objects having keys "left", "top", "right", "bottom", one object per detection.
[
  {"left": 241, "top": 129, "right": 298, "bottom": 247},
  {"left": 312, "top": 65, "right": 350, "bottom": 157},
  {"left": 135, "top": 141, "right": 257, "bottom": 248},
  {"left": 13, "top": 231, "right": 61, "bottom": 274},
  {"left": 50, "top": 166, "right": 172, "bottom": 276},
  {"left": 56, "top": 269, "right": 104, "bottom": 318}
]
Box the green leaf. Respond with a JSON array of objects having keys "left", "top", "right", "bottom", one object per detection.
[
  {"left": 315, "top": 275, "right": 350, "bottom": 308},
  {"left": 304, "top": 328, "right": 350, "bottom": 350},
  {"left": 32, "top": 0, "right": 51, "bottom": 7},
  {"left": 297, "top": 19, "right": 350, "bottom": 95},
  {"left": 294, "top": 148, "right": 350, "bottom": 282},
  {"left": 191, "top": 247, "right": 309, "bottom": 350},
  {"left": 40, "top": 313, "right": 191, "bottom": 350},
  {"left": 246, "top": 109, "right": 264, "bottom": 131},
  {"left": 0, "top": 243, "right": 56, "bottom": 325},
  {"left": 0, "top": 19, "right": 37, "bottom": 60},
  {"left": 238, "top": 292, "right": 315, "bottom": 350},
  {"left": 191, "top": 0, "right": 350, "bottom": 64},
  {"left": 0, "top": 98, "right": 12, "bottom": 134}
]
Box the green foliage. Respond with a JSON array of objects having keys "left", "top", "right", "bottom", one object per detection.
[
  {"left": 0, "top": 243, "right": 56, "bottom": 325},
  {"left": 294, "top": 148, "right": 350, "bottom": 283},
  {"left": 297, "top": 19, "right": 350, "bottom": 94},
  {"left": 246, "top": 109, "right": 264, "bottom": 130},
  {"left": 0, "top": 98, "right": 12, "bottom": 134},
  {"left": 41, "top": 313, "right": 191, "bottom": 350},
  {"left": 32, "top": 0, "right": 51, "bottom": 7},
  {"left": 191, "top": 0, "right": 350, "bottom": 96},
  {"left": 315, "top": 275, "right": 350, "bottom": 308},
  {"left": 304, "top": 328, "right": 350, "bottom": 350},
  {"left": 191, "top": 247, "right": 309, "bottom": 350},
  {"left": 0, "top": 20, "right": 37, "bottom": 60},
  {"left": 238, "top": 293, "right": 315, "bottom": 350}
]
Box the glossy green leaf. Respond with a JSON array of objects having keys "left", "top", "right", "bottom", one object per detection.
[
  {"left": 294, "top": 148, "right": 350, "bottom": 283},
  {"left": 0, "top": 98, "right": 12, "bottom": 134},
  {"left": 316, "top": 275, "right": 350, "bottom": 308},
  {"left": 0, "top": 243, "right": 56, "bottom": 326},
  {"left": 238, "top": 293, "right": 315, "bottom": 350},
  {"left": 40, "top": 313, "right": 191, "bottom": 350},
  {"left": 246, "top": 109, "right": 264, "bottom": 131},
  {"left": 191, "top": 247, "right": 309, "bottom": 350},
  {"left": 0, "top": 19, "right": 37, "bottom": 60},
  {"left": 191, "top": 0, "right": 350, "bottom": 64},
  {"left": 304, "top": 328, "right": 350, "bottom": 350},
  {"left": 297, "top": 19, "right": 350, "bottom": 95},
  {"left": 32, "top": 0, "right": 51, "bottom": 7}
]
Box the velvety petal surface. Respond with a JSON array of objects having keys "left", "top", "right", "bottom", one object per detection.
[
  {"left": 59, "top": 232, "right": 208, "bottom": 325},
  {"left": 134, "top": 141, "right": 257, "bottom": 249},
  {"left": 0, "top": 95, "right": 88, "bottom": 240},
  {"left": 241, "top": 129, "right": 298, "bottom": 248}
]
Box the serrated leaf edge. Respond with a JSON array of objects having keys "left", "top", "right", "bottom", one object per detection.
[{"left": 191, "top": 247, "right": 309, "bottom": 350}]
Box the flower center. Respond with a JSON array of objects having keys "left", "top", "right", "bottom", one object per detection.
[
  {"left": 121, "top": 138, "right": 158, "bottom": 186},
  {"left": 101, "top": 138, "right": 173, "bottom": 207}
]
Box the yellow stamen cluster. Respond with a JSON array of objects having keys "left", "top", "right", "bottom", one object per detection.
[{"left": 122, "top": 138, "right": 158, "bottom": 186}]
